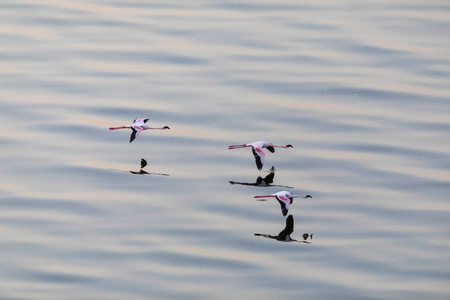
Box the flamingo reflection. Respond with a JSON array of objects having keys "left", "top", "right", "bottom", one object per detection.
[
  {"left": 110, "top": 158, "right": 169, "bottom": 176},
  {"left": 229, "top": 166, "right": 293, "bottom": 188},
  {"left": 255, "top": 215, "right": 313, "bottom": 243}
]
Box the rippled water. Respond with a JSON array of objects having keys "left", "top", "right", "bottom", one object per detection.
[{"left": 1, "top": 1, "right": 449, "bottom": 299}]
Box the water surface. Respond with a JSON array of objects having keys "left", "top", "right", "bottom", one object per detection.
[{"left": 1, "top": 1, "right": 449, "bottom": 299}]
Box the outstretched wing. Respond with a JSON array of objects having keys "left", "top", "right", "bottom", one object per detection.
[
  {"left": 133, "top": 118, "right": 149, "bottom": 125},
  {"left": 130, "top": 126, "right": 143, "bottom": 143},
  {"left": 266, "top": 146, "right": 275, "bottom": 153},
  {"left": 276, "top": 195, "right": 291, "bottom": 216},
  {"left": 141, "top": 158, "right": 147, "bottom": 169},
  {"left": 252, "top": 146, "right": 265, "bottom": 170},
  {"left": 277, "top": 215, "right": 294, "bottom": 240}
]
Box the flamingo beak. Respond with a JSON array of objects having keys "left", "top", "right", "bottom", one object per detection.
[
  {"left": 164, "top": 126, "right": 170, "bottom": 130},
  {"left": 287, "top": 144, "right": 293, "bottom": 148}
]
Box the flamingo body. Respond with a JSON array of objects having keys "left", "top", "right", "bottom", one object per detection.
[
  {"left": 228, "top": 141, "right": 293, "bottom": 170},
  {"left": 109, "top": 118, "right": 170, "bottom": 143}
]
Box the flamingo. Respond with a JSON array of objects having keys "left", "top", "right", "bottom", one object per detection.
[
  {"left": 109, "top": 118, "right": 170, "bottom": 143},
  {"left": 254, "top": 190, "right": 312, "bottom": 216},
  {"left": 228, "top": 141, "right": 293, "bottom": 170}
]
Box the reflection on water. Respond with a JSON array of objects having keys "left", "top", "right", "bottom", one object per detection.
[
  {"left": 110, "top": 158, "right": 170, "bottom": 176},
  {"left": 255, "top": 215, "right": 313, "bottom": 243},
  {"left": 229, "top": 166, "right": 293, "bottom": 188}
]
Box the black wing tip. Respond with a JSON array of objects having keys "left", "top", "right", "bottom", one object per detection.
[
  {"left": 129, "top": 127, "right": 137, "bottom": 143},
  {"left": 141, "top": 158, "right": 147, "bottom": 168}
]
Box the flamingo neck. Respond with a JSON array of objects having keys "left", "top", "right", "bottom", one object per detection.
[
  {"left": 142, "top": 125, "right": 170, "bottom": 130},
  {"left": 109, "top": 126, "right": 129, "bottom": 130},
  {"left": 293, "top": 195, "right": 311, "bottom": 198}
]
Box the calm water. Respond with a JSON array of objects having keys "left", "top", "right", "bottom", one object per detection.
[{"left": 1, "top": 1, "right": 449, "bottom": 299}]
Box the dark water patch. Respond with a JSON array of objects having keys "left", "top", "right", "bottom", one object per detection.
[
  {"left": 150, "top": 250, "right": 258, "bottom": 271},
  {"left": 0, "top": 216, "right": 66, "bottom": 228},
  {"left": 83, "top": 105, "right": 171, "bottom": 119},
  {"left": 225, "top": 79, "right": 328, "bottom": 96},
  {"left": 337, "top": 142, "right": 449, "bottom": 161},
  {"left": 217, "top": 2, "right": 310, "bottom": 12},
  {"left": 79, "top": 50, "right": 209, "bottom": 66},
  {"left": 326, "top": 85, "right": 438, "bottom": 102},
  {"left": 406, "top": 120, "right": 450, "bottom": 133},
  {"left": 313, "top": 244, "right": 450, "bottom": 285},
  {"left": 244, "top": 265, "right": 380, "bottom": 300},
  {"left": 229, "top": 53, "right": 333, "bottom": 65},
  {"left": 112, "top": 2, "right": 180, "bottom": 9},
  {"left": 289, "top": 21, "right": 337, "bottom": 31},
  {"left": 5, "top": 77, "right": 99, "bottom": 95},
  {"left": 10, "top": 269, "right": 95, "bottom": 285},
  {"left": 273, "top": 113, "right": 380, "bottom": 133}
]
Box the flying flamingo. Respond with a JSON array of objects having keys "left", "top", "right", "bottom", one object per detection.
[
  {"left": 109, "top": 118, "right": 170, "bottom": 143},
  {"left": 254, "top": 191, "right": 312, "bottom": 216},
  {"left": 228, "top": 141, "right": 293, "bottom": 170}
]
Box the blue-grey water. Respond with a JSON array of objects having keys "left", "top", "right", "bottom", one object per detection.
[{"left": 1, "top": 1, "right": 449, "bottom": 299}]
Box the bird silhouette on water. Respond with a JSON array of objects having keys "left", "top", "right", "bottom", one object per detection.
[
  {"left": 110, "top": 158, "right": 169, "bottom": 176},
  {"left": 255, "top": 215, "right": 313, "bottom": 243},
  {"left": 229, "top": 166, "right": 293, "bottom": 188}
]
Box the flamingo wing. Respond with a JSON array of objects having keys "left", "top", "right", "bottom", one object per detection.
[
  {"left": 141, "top": 158, "right": 147, "bottom": 169},
  {"left": 277, "top": 214, "right": 294, "bottom": 239},
  {"left": 276, "top": 194, "right": 291, "bottom": 216},
  {"left": 266, "top": 145, "right": 275, "bottom": 153},
  {"left": 252, "top": 146, "right": 265, "bottom": 170},
  {"left": 133, "top": 118, "right": 149, "bottom": 125},
  {"left": 130, "top": 126, "right": 143, "bottom": 143}
]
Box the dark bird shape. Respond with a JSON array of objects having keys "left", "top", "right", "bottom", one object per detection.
[
  {"left": 229, "top": 166, "right": 293, "bottom": 188},
  {"left": 110, "top": 158, "right": 169, "bottom": 176},
  {"left": 255, "top": 215, "right": 312, "bottom": 243},
  {"left": 140, "top": 158, "right": 147, "bottom": 169}
]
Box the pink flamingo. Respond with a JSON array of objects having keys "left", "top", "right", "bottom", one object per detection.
[
  {"left": 254, "top": 191, "right": 312, "bottom": 216},
  {"left": 109, "top": 118, "right": 170, "bottom": 143},
  {"left": 228, "top": 141, "right": 293, "bottom": 170}
]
